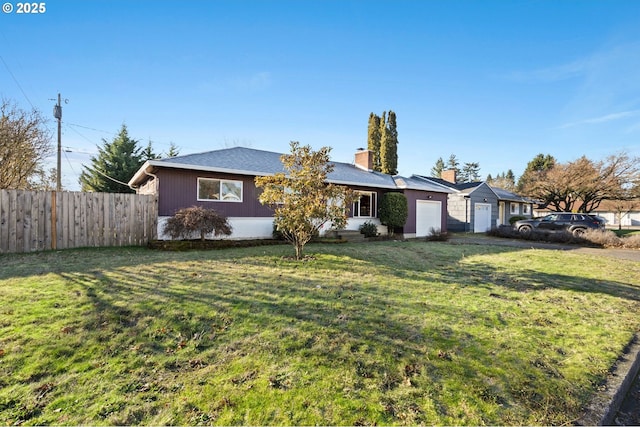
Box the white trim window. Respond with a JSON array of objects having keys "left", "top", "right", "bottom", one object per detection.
[
  {"left": 523, "top": 204, "right": 531, "bottom": 215},
  {"left": 510, "top": 203, "right": 519, "bottom": 215},
  {"left": 197, "top": 178, "right": 243, "bottom": 202},
  {"left": 353, "top": 191, "right": 376, "bottom": 217}
]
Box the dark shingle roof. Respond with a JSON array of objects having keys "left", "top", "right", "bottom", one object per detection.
[
  {"left": 137, "top": 146, "right": 399, "bottom": 189},
  {"left": 413, "top": 175, "right": 481, "bottom": 192},
  {"left": 490, "top": 186, "right": 533, "bottom": 203}
]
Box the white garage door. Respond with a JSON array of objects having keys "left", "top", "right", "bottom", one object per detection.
[
  {"left": 416, "top": 200, "right": 442, "bottom": 237},
  {"left": 474, "top": 203, "right": 492, "bottom": 233}
]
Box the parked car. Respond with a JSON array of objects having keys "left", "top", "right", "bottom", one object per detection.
[{"left": 514, "top": 213, "right": 605, "bottom": 236}]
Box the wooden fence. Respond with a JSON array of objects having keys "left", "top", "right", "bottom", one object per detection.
[{"left": 0, "top": 190, "right": 158, "bottom": 254}]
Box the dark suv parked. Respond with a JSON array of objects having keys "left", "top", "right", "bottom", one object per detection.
[{"left": 514, "top": 213, "right": 605, "bottom": 236}]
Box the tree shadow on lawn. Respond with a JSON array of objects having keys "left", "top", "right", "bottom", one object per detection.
[{"left": 8, "top": 241, "right": 640, "bottom": 424}]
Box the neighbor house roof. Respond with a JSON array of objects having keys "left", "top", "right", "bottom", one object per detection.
[
  {"left": 490, "top": 186, "right": 534, "bottom": 203},
  {"left": 394, "top": 176, "right": 455, "bottom": 193},
  {"left": 129, "top": 146, "right": 409, "bottom": 190},
  {"left": 412, "top": 175, "right": 532, "bottom": 202},
  {"left": 412, "top": 175, "right": 482, "bottom": 193}
]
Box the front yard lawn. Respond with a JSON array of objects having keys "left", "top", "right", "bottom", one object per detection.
[{"left": 1, "top": 241, "right": 639, "bottom": 425}]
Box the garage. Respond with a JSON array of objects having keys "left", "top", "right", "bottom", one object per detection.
[
  {"left": 474, "top": 203, "right": 492, "bottom": 233},
  {"left": 416, "top": 200, "right": 442, "bottom": 237}
]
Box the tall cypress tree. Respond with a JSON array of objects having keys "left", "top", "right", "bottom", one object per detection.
[
  {"left": 379, "top": 111, "right": 391, "bottom": 174},
  {"left": 385, "top": 110, "right": 398, "bottom": 175},
  {"left": 366, "top": 113, "right": 381, "bottom": 171},
  {"left": 366, "top": 110, "right": 399, "bottom": 175}
]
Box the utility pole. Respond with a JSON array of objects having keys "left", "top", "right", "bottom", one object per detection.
[{"left": 52, "top": 93, "right": 66, "bottom": 191}]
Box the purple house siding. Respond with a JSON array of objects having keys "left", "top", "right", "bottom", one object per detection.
[
  {"left": 157, "top": 168, "right": 273, "bottom": 217},
  {"left": 402, "top": 190, "right": 448, "bottom": 234},
  {"left": 129, "top": 147, "right": 454, "bottom": 239}
]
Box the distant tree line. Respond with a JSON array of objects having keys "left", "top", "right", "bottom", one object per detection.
[{"left": 430, "top": 154, "right": 480, "bottom": 183}]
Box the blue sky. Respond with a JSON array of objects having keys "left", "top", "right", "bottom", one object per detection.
[{"left": 2, "top": 0, "right": 640, "bottom": 190}]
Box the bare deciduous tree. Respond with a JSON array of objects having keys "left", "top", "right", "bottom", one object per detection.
[
  {"left": 0, "top": 99, "right": 53, "bottom": 190},
  {"left": 521, "top": 153, "right": 640, "bottom": 213}
]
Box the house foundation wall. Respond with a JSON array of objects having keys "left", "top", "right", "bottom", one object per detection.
[{"left": 157, "top": 216, "right": 386, "bottom": 240}]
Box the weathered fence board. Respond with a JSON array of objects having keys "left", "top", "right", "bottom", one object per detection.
[{"left": 0, "top": 190, "right": 157, "bottom": 253}]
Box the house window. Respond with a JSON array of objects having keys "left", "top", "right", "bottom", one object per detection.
[
  {"left": 197, "top": 178, "right": 243, "bottom": 202},
  {"left": 353, "top": 191, "right": 376, "bottom": 217},
  {"left": 510, "top": 203, "right": 519, "bottom": 215},
  {"left": 523, "top": 204, "right": 531, "bottom": 215}
]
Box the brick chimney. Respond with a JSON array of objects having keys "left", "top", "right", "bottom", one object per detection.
[
  {"left": 354, "top": 148, "right": 374, "bottom": 171},
  {"left": 441, "top": 169, "right": 457, "bottom": 184}
]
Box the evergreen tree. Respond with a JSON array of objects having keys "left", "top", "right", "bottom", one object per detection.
[
  {"left": 383, "top": 110, "right": 398, "bottom": 175},
  {"left": 141, "top": 140, "right": 161, "bottom": 161},
  {"left": 379, "top": 112, "right": 390, "bottom": 173},
  {"left": 446, "top": 154, "right": 461, "bottom": 182},
  {"left": 487, "top": 170, "right": 516, "bottom": 191},
  {"left": 366, "top": 110, "right": 399, "bottom": 175},
  {"left": 165, "top": 142, "right": 180, "bottom": 158},
  {"left": 461, "top": 162, "right": 481, "bottom": 183},
  {"left": 431, "top": 157, "right": 446, "bottom": 178},
  {"left": 79, "top": 124, "right": 144, "bottom": 193},
  {"left": 517, "top": 153, "right": 556, "bottom": 192},
  {"left": 366, "top": 113, "right": 381, "bottom": 171}
]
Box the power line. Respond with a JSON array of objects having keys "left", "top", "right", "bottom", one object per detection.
[
  {"left": 0, "top": 55, "right": 35, "bottom": 110},
  {"left": 65, "top": 121, "right": 115, "bottom": 135},
  {"left": 92, "top": 168, "right": 131, "bottom": 188}
]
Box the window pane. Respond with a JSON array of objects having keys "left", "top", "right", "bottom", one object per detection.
[
  {"left": 359, "top": 194, "right": 371, "bottom": 217},
  {"left": 221, "top": 181, "right": 242, "bottom": 201},
  {"left": 199, "top": 179, "right": 220, "bottom": 200}
]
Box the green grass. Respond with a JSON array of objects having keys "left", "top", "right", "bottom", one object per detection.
[{"left": 1, "top": 241, "right": 640, "bottom": 425}]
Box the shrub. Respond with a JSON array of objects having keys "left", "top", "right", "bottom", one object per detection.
[
  {"left": 359, "top": 221, "right": 379, "bottom": 238},
  {"left": 623, "top": 234, "right": 640, "bottom": 249},
  {"left": 509, "top": 215, "right": 527, "bottom": 225},
  {"left": 580, "top": 229, "right": 622, "bottom": 247},
  {"left": 378, "top": 192, "right": 408, "bottom": 236},
  {"left": 272, "top": 223, "right": 285, "bottom": 240},
  {"left": 163, "top": 206, "right": 232, "bottom": 241},
  {"left": 426, "top": 227, "right": 449, "bottom": 241}
]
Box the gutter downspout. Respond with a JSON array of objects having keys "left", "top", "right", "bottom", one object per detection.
[
  {"left": 143, "top": 167, "right": 159, "bottom": 194},
  {"left": 465, "top": 197, "right": 470, "bottom": 232}
]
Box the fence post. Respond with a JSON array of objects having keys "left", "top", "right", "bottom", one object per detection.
[{"left": 51, "top": 191, "right": 57, "bottom": 250}]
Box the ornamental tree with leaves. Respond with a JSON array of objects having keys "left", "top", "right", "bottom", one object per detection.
[
  {"left": 255, "top": 142, "right": 356, "bottom": 260},
  {"left": 79, "top": 124, "right": 156, "bottom": 193},
  {"left": 163, "top": 206, "right": 232, "bottom": 241},
  {"left": 0, "top": 98, "right": 53, "bottom": 189}
]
